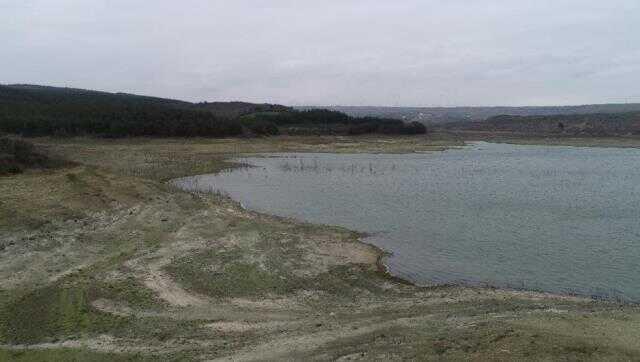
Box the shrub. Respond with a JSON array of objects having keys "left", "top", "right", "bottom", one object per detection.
[{"left": 0, "top": 137, "right": 56, "bottom": 175}]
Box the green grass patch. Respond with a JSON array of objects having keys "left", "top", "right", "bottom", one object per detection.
[
  {"left": 0, "top": 270, "right": 167, "bottom": 344},
  {"left": 0, "top": 275, "right": 203, "bottom": 345},
  {"left": 165, "top": 248, "right": 292, "bottom": 298},
  {"left": 165, "top": 244, "right": 392, "bottom": 300},
  {"left": 0, "top": 282, "right": 129, "bottom": 344},
  {"left": 0, "top": 348, "right": 149, "bottom": 362},
  {"left": 92, "top": 277, "right": 162, "bottom": 310}
]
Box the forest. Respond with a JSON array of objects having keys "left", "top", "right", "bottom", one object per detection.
[
  {"left": 0, "top": 85, "right": 426, "bottom": 137},
  {"left": 239, "top": 109, "right": 426, "bottom": 136}
]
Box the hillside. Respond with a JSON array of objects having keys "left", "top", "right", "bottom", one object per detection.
[
  {"left": 239, "top": 109, "right": 426, "bottom": 136},
  {"left": 2, "top": 84, "right": 195, "bottom": 109},
  {"left": 300, "top": 104, "right": 640, "bottom": 125},
  {"left": 1, "top": 84, "right": 288, "bottom": 118},
  {"left": 196, "top": 101, "right": 291, "bottom": 119},
  {"left": 0, "top": 84, "right": 426, "bottom": 137},
  {"left": 441, "top": 112, "right": 640, "bottom": 136},
  {"left": 0, "top": 84, "right": 244, "bottom": 137}
]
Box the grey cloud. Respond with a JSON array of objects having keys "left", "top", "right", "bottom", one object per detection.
[{"left": 2, "top": 0, "right": 639, "bottom": 106}]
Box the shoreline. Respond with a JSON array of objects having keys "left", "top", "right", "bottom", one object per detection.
[
  {"left": 4, "top": 135, "right": 640, "bottom": 360},
  {"left": 172, "top": 151, "right": 607, "bottom": 306}
]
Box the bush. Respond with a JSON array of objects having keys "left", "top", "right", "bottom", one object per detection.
[{"left": 0, "top": 137, "right": 56, "bottom": 175}]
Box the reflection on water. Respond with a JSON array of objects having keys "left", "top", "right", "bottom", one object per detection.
[{"left": 174, "top": 142, "right": 640, "bottom": 302}]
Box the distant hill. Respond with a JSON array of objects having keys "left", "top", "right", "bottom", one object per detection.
[
  {"left": 0, "top": 84, "right": 245, "bottom": 137},
  {"left": 297, "top": 104, "right": 640, "bottom": 125},
  {"left": 441, "top": 112, "right": 640, "bottom": 136},
  {"left": 0, "top": 84, "right": 426, "bottom": 137},
  {"left": 2, "top": 83, "right": 194, "bottom": 110},
  {"left": 237, "top": 109, "right": 426, "bottom": 136},
  {"left": 196, "top": 101, "right": 291, "bottom": 119},
  {"left": 1, "top": 84, "right": 289, "bottom": 118}
]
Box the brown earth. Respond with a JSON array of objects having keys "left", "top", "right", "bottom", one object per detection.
[{"left": 1, "top": 135, "right": 639, "bottom": 361}]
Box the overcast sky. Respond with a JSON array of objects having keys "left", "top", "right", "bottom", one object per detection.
[{"left": 2, "top": 1, "right": 640, "bottom": 106}]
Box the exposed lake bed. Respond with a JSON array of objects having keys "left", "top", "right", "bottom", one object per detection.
[
  {"left": 5, "top": 136, "right": 640, "bottom": 360},
  {"left": 176, "top": 142, "right": 640, "bottom": 302}
]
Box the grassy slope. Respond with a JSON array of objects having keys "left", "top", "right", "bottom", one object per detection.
[{"left": 1, "top": 136, "right": 639, "bottom": 360}]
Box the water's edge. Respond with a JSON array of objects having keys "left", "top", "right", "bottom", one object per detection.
[
  {"left": 170, "top": 159, "right": 406, "bottom": 285},
  {"left": 169, "top": 147, "right": 602, "bottom": 304}
]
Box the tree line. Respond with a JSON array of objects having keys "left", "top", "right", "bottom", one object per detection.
[
  {"left": 0, "top": 85, "right": 427, "bottom": 137},
  {"left": 239, "top": 109, "right": 427, "bottom": 136}
]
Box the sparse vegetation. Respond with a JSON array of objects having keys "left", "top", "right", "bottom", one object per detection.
[
  {"left": 317, "top": 103, "right": 640, "bottom": 125},
  {"left": 0, "top": 348, "right": 150, "bottom": 362},
  {"left": 442, "top": 111, "right": 640, "bottom": 136},
  {"left": 1, "top": 136, "right": 640, "bottom": 360},
  {"left": 0, "top": 136, "right": 62, "bottom": 174}
]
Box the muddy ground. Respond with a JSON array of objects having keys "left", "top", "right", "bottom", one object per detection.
[{"left": 1, "top": 135, "right": 639, "bottom": 361}]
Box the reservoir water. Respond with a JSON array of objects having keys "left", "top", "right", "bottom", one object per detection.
[{"left": 174, "top": 142, "right": 640, "bottom": 302}]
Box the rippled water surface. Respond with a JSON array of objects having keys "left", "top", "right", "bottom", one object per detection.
[{"left": 175, "top": 142, "right": 640, "bottom": 301}]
